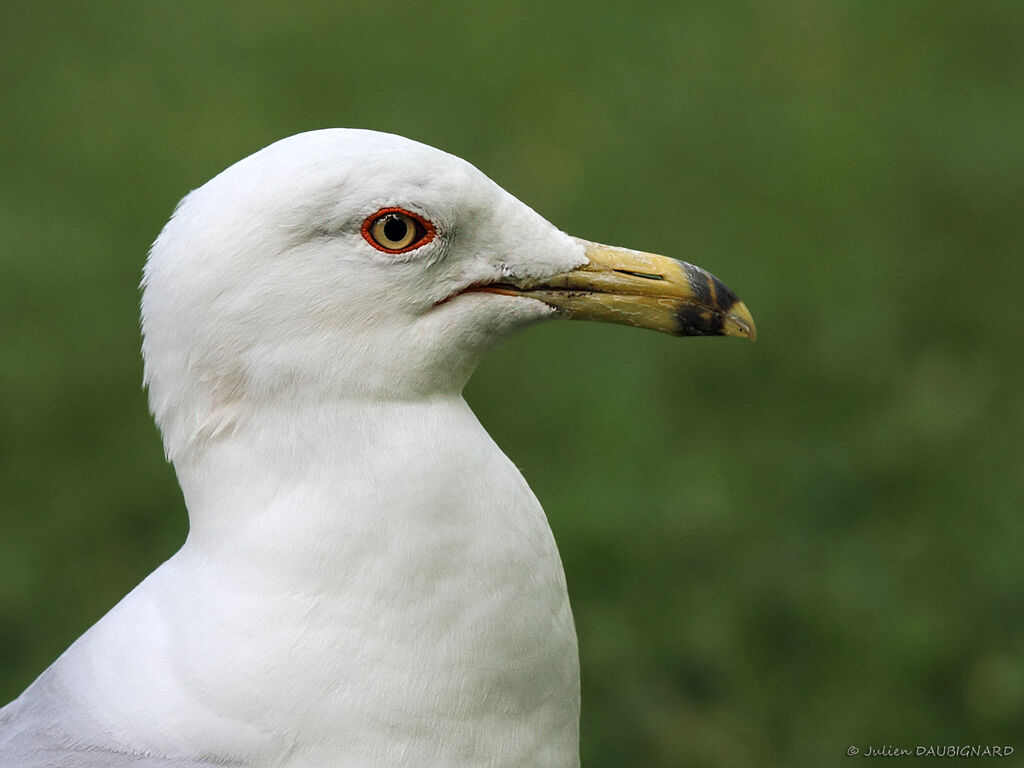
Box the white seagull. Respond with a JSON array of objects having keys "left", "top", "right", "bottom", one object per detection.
[{"left": 0, "top": 129, "right": 755, "bottom": 767}]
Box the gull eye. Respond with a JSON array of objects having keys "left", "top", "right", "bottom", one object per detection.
[{"left": 361, "top": 208, "right": 435, "bottom": 253}]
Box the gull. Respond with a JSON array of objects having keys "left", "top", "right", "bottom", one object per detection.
[{"left": 0, "top": 129, "right": 755, "bottom": 767}]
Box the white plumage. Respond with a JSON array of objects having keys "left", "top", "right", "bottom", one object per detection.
[{"left": 0, "top": 129, "right": 753, "bottom": 767}]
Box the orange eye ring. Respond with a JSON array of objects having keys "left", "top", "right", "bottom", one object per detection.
[{"left": 361, "top": 208, "right": 435, "bottom": 253}]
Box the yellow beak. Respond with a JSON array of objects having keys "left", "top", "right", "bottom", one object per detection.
[{"left": 479, "top": 240, "right": 756, "bottom": 339}]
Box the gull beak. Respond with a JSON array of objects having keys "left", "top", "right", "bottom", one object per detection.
[{"left": 479, "top": 240, "right": 756, "bottom": 339}]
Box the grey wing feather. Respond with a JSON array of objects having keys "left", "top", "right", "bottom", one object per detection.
[{"left": 0, "top": 670, "right": 240, "bottom": 767}]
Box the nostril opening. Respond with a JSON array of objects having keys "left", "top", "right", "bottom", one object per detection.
[{"left": 613, "top": 269, "right": 664, "bottom": 280}]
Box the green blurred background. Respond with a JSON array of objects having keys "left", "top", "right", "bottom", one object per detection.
[{"left": 2, "top": 1, "right": 1023, "bottom": 765}]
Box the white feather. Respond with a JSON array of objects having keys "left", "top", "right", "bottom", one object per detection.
[{"left": 1, "top": 129, "right": 587, "bottom": 767}]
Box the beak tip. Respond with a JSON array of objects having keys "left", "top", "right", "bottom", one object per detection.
[{"left": 727, "top": 301, "right": 757, "bottom": 341}]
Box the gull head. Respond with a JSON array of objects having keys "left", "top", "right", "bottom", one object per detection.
[{"left": 141, "top": 129, "right": 754, "bottom": 460}]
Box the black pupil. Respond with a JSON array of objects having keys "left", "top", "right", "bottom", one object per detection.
[{"left": 383, "top": 216, "right": 409, "bottom": 243}]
